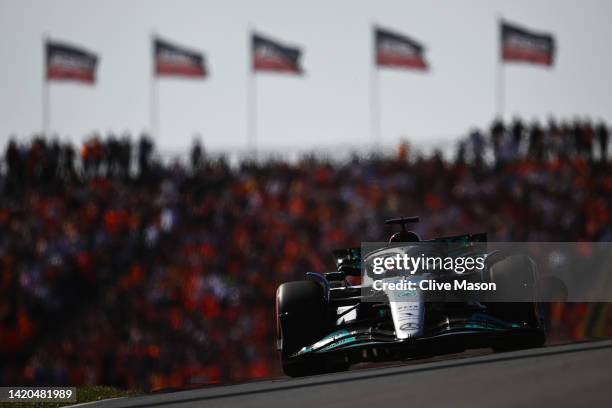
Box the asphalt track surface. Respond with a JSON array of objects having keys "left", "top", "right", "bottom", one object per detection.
[{"left": 76, "top": 340, "right": 612, "bottom": 408}]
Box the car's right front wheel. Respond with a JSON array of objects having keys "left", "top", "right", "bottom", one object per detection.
[{"left": 276, "top": 280, "right": 347, "bottom": 376}]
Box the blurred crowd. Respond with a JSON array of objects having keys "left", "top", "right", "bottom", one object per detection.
[
  {"left": 458, "top": 117, "right": 609, "bottom": 166},
  {"left": 1, "top": 117, "right": 611, "bottom": 390}
]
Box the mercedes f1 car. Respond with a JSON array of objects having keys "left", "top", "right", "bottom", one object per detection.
[{"left": 275, "top": 217, "right": 546, "bottom": 377}]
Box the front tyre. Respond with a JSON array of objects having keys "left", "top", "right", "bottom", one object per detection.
[
  {"left": 276, "top": 280, "right": 326, "bottom": 376},
  {"left": 492, "top": 330, "right": 546, "bottom": 352},
  {"left": 486, "top": 254, "right": 546, "bottom": 352}
]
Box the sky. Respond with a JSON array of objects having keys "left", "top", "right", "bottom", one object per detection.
[{"left": 0, "top": 0, "right": 611, "bottom": 155}]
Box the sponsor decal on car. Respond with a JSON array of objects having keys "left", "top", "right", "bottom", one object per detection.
[{"left": 319, "top": 336, "right": 357, "bottom": 352}]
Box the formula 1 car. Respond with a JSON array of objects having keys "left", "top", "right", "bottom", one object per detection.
[{"left": 275, "top": 217, "right": 546, "bottom": 377}]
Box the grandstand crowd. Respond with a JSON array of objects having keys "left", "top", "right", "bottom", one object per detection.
[{"left": 1, "top": 118, "right": 611, "bottom": 390}]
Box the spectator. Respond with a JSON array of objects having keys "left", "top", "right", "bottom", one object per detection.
[
  {"left": 511, "top": 117, "right": 525, "bottom": 155},
  {"left": 191, "top": 138, "right": 204, "bottom": 172},
  {"left": 596, "top": 121, "right": 609, "bottom": 163},
  {"left": 528, "top": 121, "right": 544, "bottom": 161},
  {"left": 469, "top": 129, "right": 485, "bottom": 166},
  {"left": 490, "top": 117, "right": 505, "bottom": 163},
  {"left": 138, "top": 134, "right": 154, "bottom": 178}
]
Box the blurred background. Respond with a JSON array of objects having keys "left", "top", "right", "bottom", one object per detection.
[
  {"left": 2, "top": 0, "right": 612, "bottom": 152},
  {"left": 0, "top": 0, "right": 611, "bottom": 392}
]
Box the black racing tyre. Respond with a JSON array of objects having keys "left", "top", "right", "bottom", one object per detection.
[
  {"left": 276, "top": 280, "right": 329, "bottom": 376},
  {"left": 488, "top": 254, "right": 537, "bottom": 302},
  {"left": 487, "top": 254, "right": 540, "bottom": 326},
  {"left": 486, "top": 254, "right": 546, "bottom": 352}
]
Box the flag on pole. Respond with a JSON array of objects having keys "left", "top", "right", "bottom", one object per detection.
[
  {"left": 46, "top": 41, "right": 98, "bottom": 83},
  {"left": 252, "top": 33, "right": 303, "bottom": 74},
  {"left": 375, "top": 26, "right": 428, "bottom": 70},
  {"left": 154, "top": 37, "right": 207, "bottom": 77},
  {"left": 501, "top": 21, "right": 555, "bottom": 66}
]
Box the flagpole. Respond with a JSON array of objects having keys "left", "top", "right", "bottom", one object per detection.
[
  {"left": 43, "top": 33, "right": 50, "bottom": 136},
  {"left": 150, "top": 31, "right": 159, "bottom": 142},
  {"left": 496, "top": 57, "right": 504, "bottom": 118},
  {"left": 496, "top": 15, "right": 505, "bottom": 118},
  {"left": 370, "top": 23, "right": 381, "bottom": 150},
  {"left": 371, "top": 60, "right": 381, "bottom": 149},
  {"left": 247, "top": 27, "right": 257, "bottom": 159}
]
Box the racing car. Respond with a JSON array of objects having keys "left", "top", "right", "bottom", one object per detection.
[{"left": 275, "top": 216, "right": 546, "bottom": 377}]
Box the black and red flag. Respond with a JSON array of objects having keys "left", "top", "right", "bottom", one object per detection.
[
  {"left": 252, "top": 33, "right": 303, "bottom": 74},
  {"left": 46, "top": 41, "right": 98, "bottom": 83},
  {"left": 375, "top": 26, "right": 429, "bottom": 71},
  {"left": 501, "top": 21, "right": 555, "bottom": 66},
  {"left": 154, "top": 37, "right": 207, "bottom": 78}
]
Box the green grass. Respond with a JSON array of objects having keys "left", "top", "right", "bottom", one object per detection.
[{"left": 0, "top": 386, "right": 142, "bottom": 408}]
